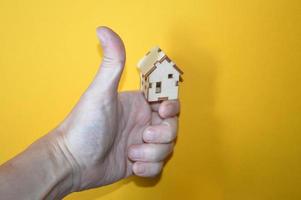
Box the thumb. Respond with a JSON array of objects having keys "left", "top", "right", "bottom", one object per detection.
[{"left": 87, "top": 26, "right": 126, "bottom": 96}]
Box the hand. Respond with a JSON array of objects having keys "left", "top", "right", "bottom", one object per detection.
[{"left": 49, "top": 27, "right": 180, "bottom": 191}]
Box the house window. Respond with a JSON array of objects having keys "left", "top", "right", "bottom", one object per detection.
[
  {"left": 175, "top": 81, "right": 179, "bottom": 86},
  {"left": 149, "top": 83, "right": 152, "bottom": 88},
  {"left": 168, "top": 74, "right": 173, "bottom": 79},
  {"left": 156, "top": 82, "right": 161, "bottom": 93}
]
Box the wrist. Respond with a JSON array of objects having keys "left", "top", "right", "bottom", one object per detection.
[
  {"left": 45, "top": 128, "right": 82, "bottom": 195},
  {"left": 28, "top": 132, "right": 74, "bottom": 199},
  {"left": 0, "top": 131, "right": 76, "bottom": 199}
]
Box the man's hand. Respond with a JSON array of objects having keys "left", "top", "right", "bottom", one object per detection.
[
  {"left": 0, "top": 26, "right": 179, "bottom": 199},
  {"left": 48, "top": 27, "right": 179, "bottom": 191}
]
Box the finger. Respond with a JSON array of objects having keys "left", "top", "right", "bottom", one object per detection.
[
  {"left": 150, "top": 102, "right": 160, "bottom": 112},
  {"left": 158, "top": 100, "right": 180, "bottom": 118},
  {"left": 143, "top": 117, "right": 178, "bottom": 143},
  {"left": 151, "top": 112, "right": 163, "bottom": 125},
  {"left": 128, "top": 143, "right": 173, "bottom": 162},
  {"left": 86, "top": 26, "right": 126, "bottom": 97},
  {"left": 132, "top": 162, "right": 163, "bottom": 177}
]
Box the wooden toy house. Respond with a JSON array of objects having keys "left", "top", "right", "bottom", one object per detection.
[{"left": 137, "top": 46, "right": 183, "bottom": 102}]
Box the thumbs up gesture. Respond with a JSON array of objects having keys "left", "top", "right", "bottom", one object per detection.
[{"left": 50, "top": 27, "right": 180, "bottom": 191}]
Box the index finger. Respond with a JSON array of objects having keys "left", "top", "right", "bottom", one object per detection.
[{"left": 150, "top": 100, "right": 180, "bottom": 118}]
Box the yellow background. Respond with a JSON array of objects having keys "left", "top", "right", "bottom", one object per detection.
[{"left": 1, "top": 0, "right": 301, "bottom": 199}]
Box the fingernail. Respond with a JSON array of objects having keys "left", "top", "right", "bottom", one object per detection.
[
  {"left": 160, "top": 103, "right": 172, "bottom": 118},
  {"left": 165, "top": 103, "right": 173, "bottom": 115},
  {"left": 144, "top": 128, "right": 155, "bottom": 141},
  {"left": 130, "top": 149, "right": 143, "bottom": 159},
  {"left": 134, "top": 164, "right": 145, "bottom": 174},
  {"left": 96, "top": 27, "right": 107, "bottom": 45}
]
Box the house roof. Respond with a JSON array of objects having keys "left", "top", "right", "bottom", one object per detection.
[{"left": 137, "top": 46, "right": 183, "bottom": 78}]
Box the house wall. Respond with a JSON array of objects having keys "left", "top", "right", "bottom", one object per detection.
[
  {"left": 140, "top": 74, "right": 148, "bottom": 99},
  {"left": 147, "top": 60, "right": 180, "bottom": 102}
]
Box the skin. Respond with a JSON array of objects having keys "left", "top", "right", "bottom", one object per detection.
[{"left": 0, "top": 26, "right": 179, "bottom": 199}]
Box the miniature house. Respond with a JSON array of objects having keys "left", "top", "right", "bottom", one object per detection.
[{"left": 137, "top": 46, "right": 183, "bottom": 102}]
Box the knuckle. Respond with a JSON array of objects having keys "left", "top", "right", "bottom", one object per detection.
[
  {"left": 147, "top": 163, "right": 163, "bottom": 177},
  {"left": 149, "top": 147, "right": 160, "bottom": 161},
  {"left": 163, "top": 127, "right": 173, "bottom": 142},
  {"left": 152, "top": 163, "right": 163, "bottom": 175},
  {"left": 166, "top": 143, "right": 174, "bottom": 155},
  {"left": 164, "top": 123, "right": 177, "bottom": 142},
  {"left": 166, "top": 131, "right": 175, "bottom": 142},
  {"left": 150, "top": 168, "right": 162, "bottom": 177},
  {"left": 146, "top": 145, "right": 162, "bottom": 161}
]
